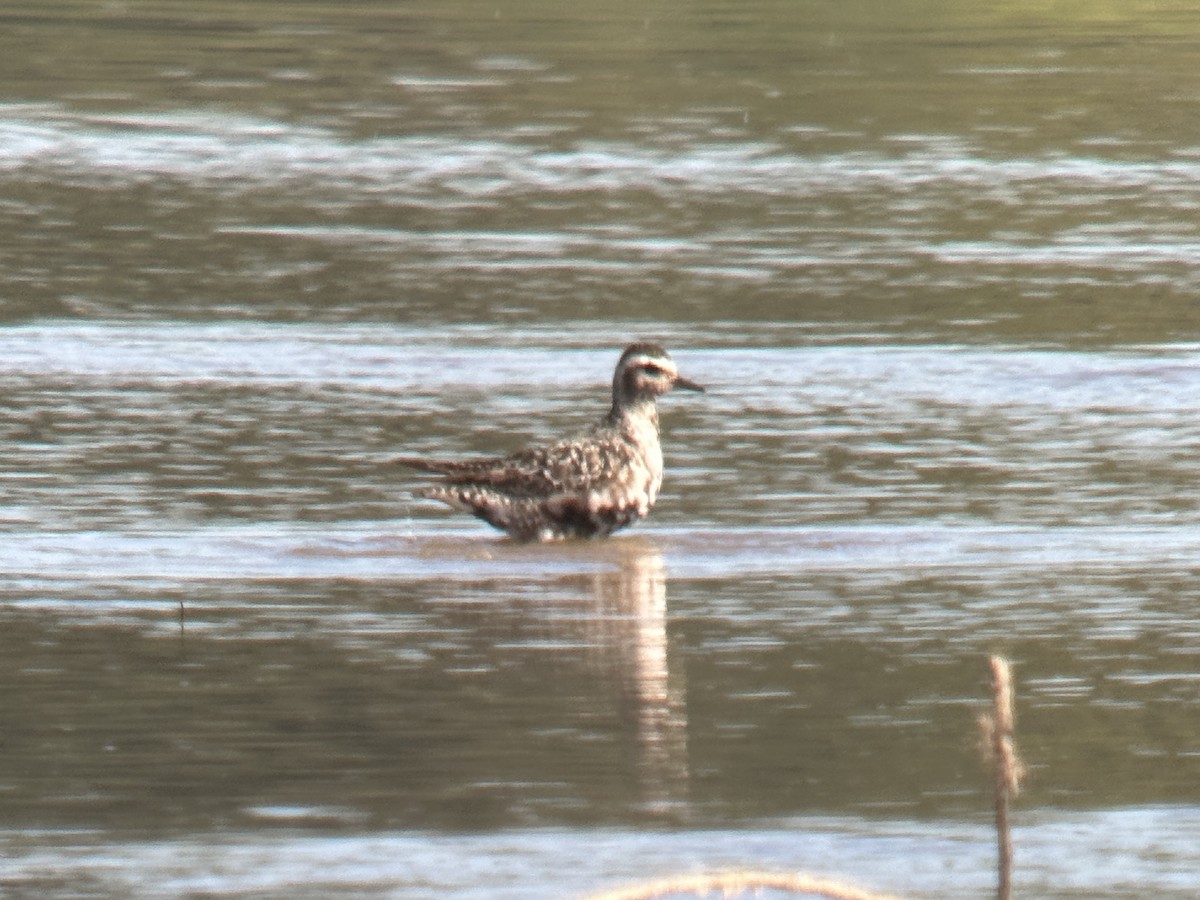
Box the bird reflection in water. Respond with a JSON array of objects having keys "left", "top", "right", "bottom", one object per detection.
[{"left": 581, "top": 537, "right": 689, "bottom": 818}]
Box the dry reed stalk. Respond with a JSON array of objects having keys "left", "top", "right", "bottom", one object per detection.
[
  {"left": 979, "top": 655, "right": 1025, "bottom": 900},
  {"left": 581, "top": 869, "right": 905, "bottom": 900}
]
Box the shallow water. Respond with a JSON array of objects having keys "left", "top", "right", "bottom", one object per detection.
[
  {"left": 7, "top": 808, "right": 1200, "bottom": 899},
  {"left": 4, "top": 2, "right": 1200, "bottom": 898},
  {"left": 5, "top": 330, "right": 1200, "bottom": 897}
]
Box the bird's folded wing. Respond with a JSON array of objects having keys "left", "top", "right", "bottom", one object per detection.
[{"left": 396, "top": 438, "right": 636, "bottom": 497}]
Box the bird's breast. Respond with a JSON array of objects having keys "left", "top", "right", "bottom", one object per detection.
[{"left": 604, "top": 418, "right": 662, "bottom": 513}]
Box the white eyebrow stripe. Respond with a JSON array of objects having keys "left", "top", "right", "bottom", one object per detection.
[{"left": 627, "top": 355, "right": 674, "bottom": 371}]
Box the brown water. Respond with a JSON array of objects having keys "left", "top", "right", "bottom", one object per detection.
[{"left": 4, "top": 2, "right": 1200, "bottom": 898}]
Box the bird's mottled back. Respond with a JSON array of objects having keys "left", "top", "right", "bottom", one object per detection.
[{"left": 397, "top": 343, "right": 704, "bottom": 541}]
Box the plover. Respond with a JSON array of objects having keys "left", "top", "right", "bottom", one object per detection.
[{"left": 398, "top": 343, "right": 704, "bottom": 541}]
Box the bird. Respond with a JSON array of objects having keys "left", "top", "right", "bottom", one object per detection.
[{"left": 397, "top": 343, "right": 704, "bottom": 541}]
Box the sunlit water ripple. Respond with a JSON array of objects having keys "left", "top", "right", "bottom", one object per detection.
[{"left": 4, "top": 108, "right": 1200, "bottom": 292}]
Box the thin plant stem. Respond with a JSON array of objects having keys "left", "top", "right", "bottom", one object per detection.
[{"left": 981, "top": 655, "right": 1025, "bottom": 900}]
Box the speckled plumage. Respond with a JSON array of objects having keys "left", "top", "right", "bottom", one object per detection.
[{"left": 398, "top": 343, "right": 704, "bottom": 541}]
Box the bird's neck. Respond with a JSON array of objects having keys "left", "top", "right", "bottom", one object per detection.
[{"left": 609, "top": 396, "right": 659, "bottom": 432}]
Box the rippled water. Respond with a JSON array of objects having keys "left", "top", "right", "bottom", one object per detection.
[{"left": 4, "top": 2, "right": 1200, "bottom": 898}]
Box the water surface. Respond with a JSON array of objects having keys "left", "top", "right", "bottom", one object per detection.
[{"left": 4, "top": 2, "right": 1200, "bottom": 898}]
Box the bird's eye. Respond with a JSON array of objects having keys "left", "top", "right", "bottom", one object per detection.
[{"left": 640, "top": 363, "right": 665, "bottom": 377}]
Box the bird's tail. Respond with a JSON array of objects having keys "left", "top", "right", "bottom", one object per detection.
[
  {"left": 395, "top": 455, "right": 499, "bottom": 479},
  {"left": 394, "top": 455, "right": 451, "bottom": 474},
  {"left": 393, "top": 453, "right": 468, "bottom": 475}
]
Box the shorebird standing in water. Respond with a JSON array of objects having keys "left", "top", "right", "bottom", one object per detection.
[{"left": 397, "top": 343, "right": 704, "bottom": 541}]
